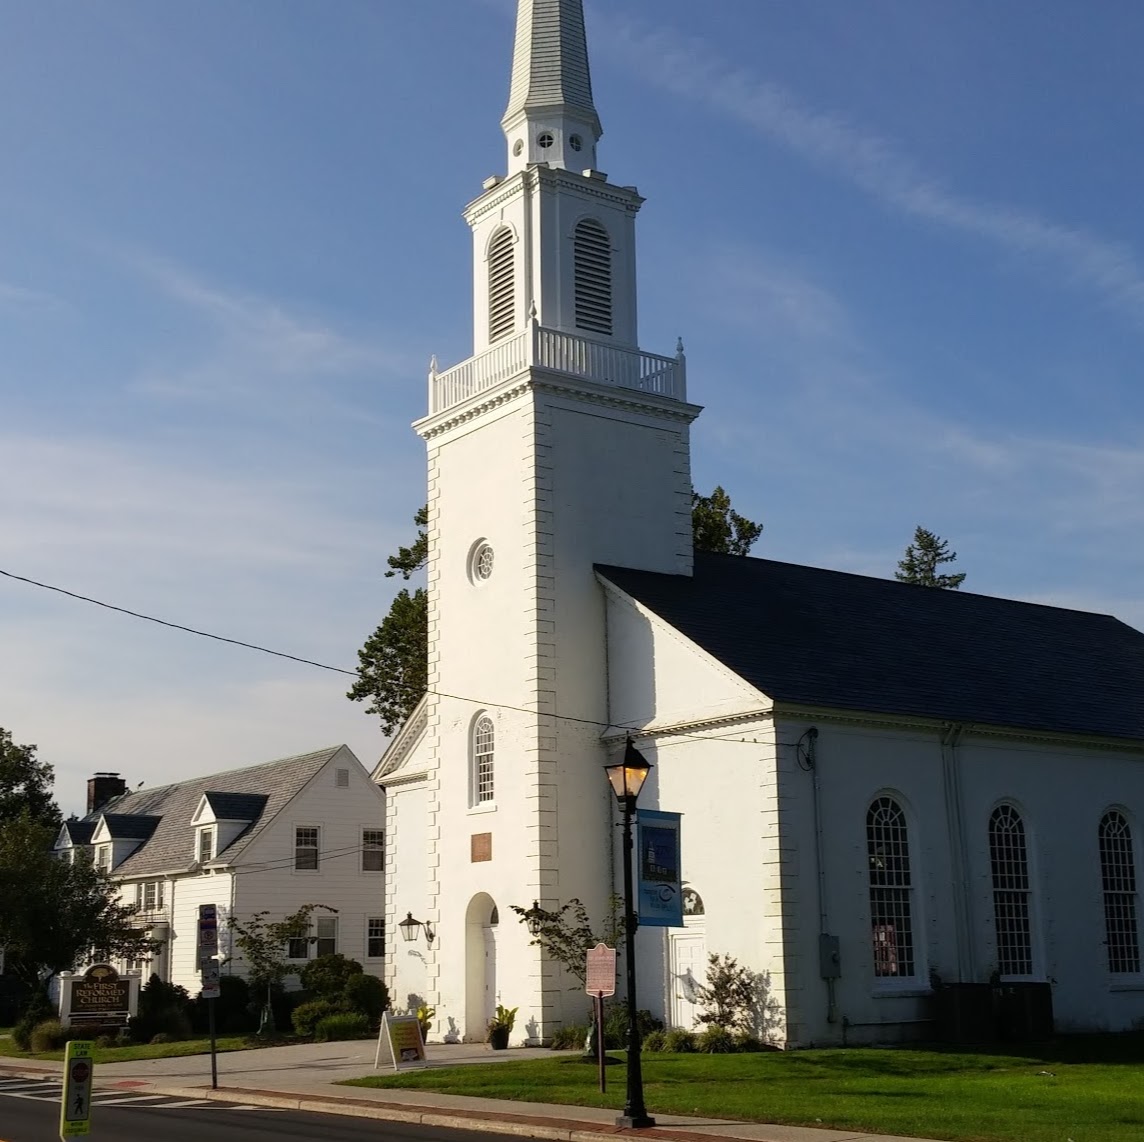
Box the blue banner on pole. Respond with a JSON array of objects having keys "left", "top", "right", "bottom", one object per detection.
[{"left": 635, "top": 810, "right": 683, "bottom": 927}]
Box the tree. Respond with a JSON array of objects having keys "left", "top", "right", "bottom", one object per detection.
[
  {"left": 0, "top": 815, "right": 152, "bottom": 989},
  {"left": 692, "top": 486, "right": 763, "bottom": 557},
  {"left": 510, "top": 896, "right": 625, "bottom": 987},
  {"left": 895, "top": 526, "right": 967, "bottom": 589},
  {"left": 227, "top": 904, "right": 336, "bottom": 1033},
  {"left": 0, "top": 727, "right": 60, "bottom": 829}
]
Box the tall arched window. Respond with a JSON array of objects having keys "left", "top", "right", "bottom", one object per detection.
[
  {"left": 472, "top": 715, "right": 495, "bottom": 805},
  {"left": 866, "top": 796, "right": 915, "bottom": 978},
  {"left": 573, "top": 219, "right": 613, "bottom": 336},
  {"left": 1099, "top": 810, "right": 1140, "bottom": 974},
  {"left": 488, "top": 227, "right": 516, "bottom": 343},
  {"left": 989, "top": 804, "right": 1033, "bottom": 976}
]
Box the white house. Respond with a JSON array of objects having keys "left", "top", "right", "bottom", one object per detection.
[
  {"left": 376, "top": 0, "right": 1144, "bottom": 1048},
  {"left": 56, "top": 746, "right": 387, "bottom": 994}
]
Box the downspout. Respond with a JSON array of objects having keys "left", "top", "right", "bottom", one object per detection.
[{"left": 940, "top": 723, "right": 975, "bottom": 981}]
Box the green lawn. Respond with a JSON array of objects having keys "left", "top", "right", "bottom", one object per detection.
[
  {"left": 343, "top": 1040, "right": 1144, "bottom": 1142},
  {"left": 0, "top": 1035, "right": 263, "bottom": 1064}
]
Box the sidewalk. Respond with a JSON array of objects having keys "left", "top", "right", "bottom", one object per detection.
[{"left": 0, "top": 1040, "right": 943, "bottom": 1142}]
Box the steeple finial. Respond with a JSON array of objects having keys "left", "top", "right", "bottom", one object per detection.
[{"left": 501, "top": 0, "right": 602, "bottom": 175}]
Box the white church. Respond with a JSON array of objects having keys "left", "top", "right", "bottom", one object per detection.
[{"left": 375, "top": 0, "right": 1144, "bottom": 1048}]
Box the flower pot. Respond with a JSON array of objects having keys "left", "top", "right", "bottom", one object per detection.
[{"left": 488, "top": 1025, "right": 510, "bottom": 1050}]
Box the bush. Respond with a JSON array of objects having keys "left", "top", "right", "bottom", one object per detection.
[
  {"left": 95, "top": 1033, "right": 117, "bottom": 1049},
  {"left": 131, "top": 974, "right": 192, "bottom": 1043},
  {"left": 12, "top": 990, "right": 55, "bottom": 1051},
  {"left": 115, "top": 1027, "right": 134, "bottom": 1047},
  {"left": 29, "top": 1019, "right": 69, "bottom": 1053},
  {"left": 641, "top": 1029, "right": 667, "bottom": 1052},
  {"left": 191, "top": 973, "right": 254, "bottom": 1034},
  {"left": 696, "top": 1026, "right": 737, "bottom": 1053},
  {"left": 314, "top": 1012, "right": 369, "bottom": 1042},
  {"left": 733, "top": 1031, "right": 767, "bottom": 1052},
  {"left": 695, "top": 953, "right": 757, "bottom": 1034},
  {"left": 602, "top": 1002, "right": 662, "bottom": 1050},
  {"left": 550, "top": 1024, "right": 588, "bottom": 1050},
  {"left": 291, "top": 998, "right": 345, "bottom": 1038},
  {"left": 301, "top": 954, "right": 362, "bottom": 998},
  {"left": 149, "top": 1032, "right": 174, "bottom": 1044},
  {"left": 342, "top": 973, "right": 388, "bottom": 1026},
  {"left": 662, "top": 1028, "right": 697, "bottom": 1053}
]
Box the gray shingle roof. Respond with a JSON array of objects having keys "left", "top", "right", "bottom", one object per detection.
[
  {"left": 88, "top": 746, "right": 344, "bottom": 878},
  {"left": 203, "top": 792, "right": 268, "bottom": 821},
  {"left": 504, "top": 0, "right": 598, "bottom": 127},
  {"left": 598, "top": 553, "right": 1144, "bottom": 742},
  {"left": 100, "top": 814, "right": 161, "bottom": 841}
]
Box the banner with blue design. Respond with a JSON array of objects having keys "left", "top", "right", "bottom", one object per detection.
[{"left": 635, "top": 809, "right": 683, "bottom": 927}]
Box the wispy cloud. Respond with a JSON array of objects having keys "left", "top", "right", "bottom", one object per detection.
[
  {"left": 0, "top": 279, "right": 59, "bottom": 310},
  {"left": 597, "top": 14, "right": 1144, "bottom": 329}
]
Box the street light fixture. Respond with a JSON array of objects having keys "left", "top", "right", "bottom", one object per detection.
[
  {"left": 604, "top": 738, "right": 656, "bottom": 1130},
  {"left": 399, "top": 912, "right": 435, "bottom": 945},
  {"left": 524, "top": 900, "right": 545, "bottom": 937}
]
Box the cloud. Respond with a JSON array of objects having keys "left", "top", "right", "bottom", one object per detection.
[
  {"left": 597, "top": 14, "right": 1144, "bottom": 329},
  {"left": 0, "top": 279, "right": 59, "bottom": 311}
]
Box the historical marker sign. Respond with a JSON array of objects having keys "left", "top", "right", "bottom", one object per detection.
[
  {"left": 585, "top": 943, "right": 617, "bottom": 997},
  {"left": 67, "top": 965, "right": 130, "bottom": 1028}
]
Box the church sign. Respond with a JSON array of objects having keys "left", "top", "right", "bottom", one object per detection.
[
  {"left": 59, "top": 964, "right": 139, "bottom": 1029},
  {"left": 635, "top": 810, "right": 683, "bottom": 927}
]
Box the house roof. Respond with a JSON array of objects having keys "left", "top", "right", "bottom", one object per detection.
[
  {"left": 84, "top": 746, "right": 345, "bottom": 877},
  {"left": 597, "top": 553, "right": 1144, "bottom": 743},
  {"left": 202, "top": 792, "right": 268, "bottom": 821},
  {"left": 99, "top": 814, "right": 161, "bottom": 842},
  {"left": 60, "top": 820, "right": 95, "bottom": 845}
]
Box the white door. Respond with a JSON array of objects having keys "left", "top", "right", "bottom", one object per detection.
[
  {"left": 669, "top": 930, "right": 707, "bottom": 1029},
  {"left": 482, "top": 925, "right": 497, "bottom": 1026}
]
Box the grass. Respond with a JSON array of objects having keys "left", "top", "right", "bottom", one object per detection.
[
  {"left": 0, "top": 1034, "right": 271, "bottom": 1064},
  {"left": 342, "top": 1038, "right": 1144, "bottom": 1142}
]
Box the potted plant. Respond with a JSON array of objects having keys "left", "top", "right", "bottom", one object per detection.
[{"left": 486, "top": 1003, "right": 517, "bottom": 1050}]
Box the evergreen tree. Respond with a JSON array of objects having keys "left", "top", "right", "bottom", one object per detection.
[
  {"left": 692, "top": 486, "right": 763, "bottom": 557},
  {"left": 895, "top": 526, "right": 967, "bottom": 589}
]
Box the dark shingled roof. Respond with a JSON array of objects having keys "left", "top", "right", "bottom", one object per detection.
[
  {"left": 203, "top": 792, "right": 268, "bottom": 821},
  {"left": 85, "top": 746, "right": 344, "bottom": 878},
  {"left": 100, "top": 814, "right": 161, "bottom": 841},
  {"left": 61, "top": 820, "right": 95, "bottom": 845},
  {"left": 597, "top": 553, "right": 1144, "bottom": 742}
]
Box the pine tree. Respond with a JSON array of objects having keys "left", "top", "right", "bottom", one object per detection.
[
  {"left": 692, "top": 486, "right": 763, "bottom": 556},
  {"left": 895, "top": 526, "right": 966, "bottom": 589}
]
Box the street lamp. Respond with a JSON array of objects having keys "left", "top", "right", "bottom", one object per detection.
[
  {"left": 399, "top": 912, "right": 435, "bottom": 945},
  {"left": 604, "top": 738, "right": 655, "bottom": 1130},
  {"left": 523, "top": 900, "right": 545, "bottom": 937}
]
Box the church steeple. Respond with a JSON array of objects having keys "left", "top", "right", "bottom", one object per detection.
[{"left": 501, "top": 0, "right": 602, "bottom": 175}]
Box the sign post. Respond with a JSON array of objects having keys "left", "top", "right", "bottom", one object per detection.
[
  {"left": 374, "top": 1013, "right": 427, "bottom": 1071},
  {"left": 59, "top": 1039, "right": 93, "bottom": 1138},
  {"left": 586, "top": 943, "right": 617, "bottom": 1093},
  {"left": 200, "top": 957, "right": 221, "bottom": 1089}
]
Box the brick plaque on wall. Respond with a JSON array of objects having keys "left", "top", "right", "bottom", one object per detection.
[{"left": 471, "top": 832, "right": 492, "bottom": 862}]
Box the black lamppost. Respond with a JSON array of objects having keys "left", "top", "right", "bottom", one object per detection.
[{"left": 604, "top": 739, "right": 655, "bottom": 1130}]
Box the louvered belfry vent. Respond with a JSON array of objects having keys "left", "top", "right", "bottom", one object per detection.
[
  {"left": 573, "top": 219, "right": 613, "bottom": 335},
  {"left": 488, "top": 227, "right": 516, "bottom": 342}
]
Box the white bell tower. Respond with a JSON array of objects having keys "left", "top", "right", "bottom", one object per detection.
[{"left": 403, "top": 0, "right": 702, "bottom": 1044}]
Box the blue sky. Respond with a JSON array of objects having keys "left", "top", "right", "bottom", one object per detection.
[{"left": 3, "top": 0, "right": 1143, "bottom": 813}]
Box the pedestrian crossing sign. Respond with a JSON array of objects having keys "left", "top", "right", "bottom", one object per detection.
[{"left": 59, "top": 1039, "right": 94, "bottom": 1137}]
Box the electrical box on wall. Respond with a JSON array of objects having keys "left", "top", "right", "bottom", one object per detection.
[{"left": 819, "top": 934, "right": 841, "bottom": 979}]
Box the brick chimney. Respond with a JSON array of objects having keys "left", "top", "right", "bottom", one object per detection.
[{"left": 87, "top": 772, "right": 127, "bottom": 816}]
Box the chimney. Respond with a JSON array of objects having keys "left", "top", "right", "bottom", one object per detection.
[{"left": 87, "top": 772, "right": 127, "bottom": 816}]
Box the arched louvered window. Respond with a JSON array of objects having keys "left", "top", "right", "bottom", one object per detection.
[
  {"left": 1100, "top": 810, "right": 1140, "bottom": 973},
  {"left": 866, "top": 796, "right": 916, "bottom": 978},
  {"left": 472, "top": 714, "right": 495, "bottom": 806},
  {"left": 989, "top": 804, "right": 1033, "bottom": 976},
  {"left": 573, "top": 219, "right": 613, "bottom": 336},
  {"left": 488, "top": 228, "right": 516, "bottom": 343}
]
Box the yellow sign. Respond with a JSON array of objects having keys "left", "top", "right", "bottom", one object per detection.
[
  {"left": 60, "top": 1040, "right": 94, "bottom": 1138},
  {"left": 374, "top": 1013, "right": 426, "bottom": 1071}
]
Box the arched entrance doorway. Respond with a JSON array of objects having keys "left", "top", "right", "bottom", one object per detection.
[
  {"left": 464, "top": 893, "right": 499, "bottom": 1041},
  {"left": 669, "top": 886, "right": 706, "bottom": 1028}
]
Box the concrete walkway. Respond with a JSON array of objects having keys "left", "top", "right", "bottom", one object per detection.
[{"left": 0, "top": 1039, "right": 943, "bottom": 1142}]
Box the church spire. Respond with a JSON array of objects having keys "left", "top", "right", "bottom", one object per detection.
[{"left": 501, "top": 0, "right": 602, "bottom": 175}]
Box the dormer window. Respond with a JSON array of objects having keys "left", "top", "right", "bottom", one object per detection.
[
  {"left": 96, "top": 845, "right": 110, "bottom": 871},
  {"left": 198, "top": 827, "right": 214, "bottom": 864}
]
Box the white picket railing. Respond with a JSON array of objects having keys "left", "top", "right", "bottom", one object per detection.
[{"left": 429, "top": 324, "right": 686, "bottom": 414}]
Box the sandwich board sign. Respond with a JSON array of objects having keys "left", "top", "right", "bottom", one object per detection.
[
  {"left": 60, "top": 1039, "right": 94, "bottom": 1137},
  {"left": 374, "top": 1012, "right": 427, "bottom": 1071}
]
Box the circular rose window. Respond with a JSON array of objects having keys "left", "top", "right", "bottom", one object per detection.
[{"left": 473, "top": 543, "right": 495, "bottom": 581}]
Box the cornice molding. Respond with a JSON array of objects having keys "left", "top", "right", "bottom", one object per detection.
[
  {"left": 464, "top": 165, "right": 642, "bottom": 226},
  {"left": 601, "top": 707, "right": 775, "bottom": 746}
]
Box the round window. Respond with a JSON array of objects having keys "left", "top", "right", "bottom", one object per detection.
[
  {"left": 569, "top": 135, "right": 582, "bottom": 152},
  {"left": 473, "top": 543, "right": 495, "bottom": 581},
  {"left": 537, "top": 132, "right": 554, "bottom": 150},
  {"left": 512, "top": 139, "right": 524, "bottom": 157}
]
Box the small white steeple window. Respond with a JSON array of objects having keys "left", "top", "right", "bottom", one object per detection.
[
  {"left": 488, "top": 227, "right": 516, "bottom": 343},
  {"left": 573, "top": 219, "right": 613, "bottom": 336},
  {"left": 471, "top": 714, "right": 495, "bottom": 807}
]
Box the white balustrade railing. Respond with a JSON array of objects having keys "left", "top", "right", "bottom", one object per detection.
[{"left": 429, "top": 324, "right": 686, "bottom": 413}]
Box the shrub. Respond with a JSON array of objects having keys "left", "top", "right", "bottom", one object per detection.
[
  {"left": 602, "top": 1002, "right": 662, "bottom": 1049},
  {"left": 550, "top": 1024, "right": 588, "bottom": 1050},
  {"left": 115, "top": 1027, "right": 134, "bottom": 1047},
  {"left": 12, "top": 990, "right": 55, "bottom": 1051},
  {"left": 662, "top": 1028, "right": 697, "bottom": 1053},
  {"left": 192, "top": 973, "right": 254, "bottom": 1034},
  {"left": 641, "top": 1029, "right": 667, "bottom": 1052},
  {"left": 149, "top": 1032, "right": 174, "bottom": 1045},
  {"left": 694, "top": 953, "right": 757, "bottom": 1034},
  {"left": 29, "top": 1019, "right": 69, "bottom": 1053},
  {"left": 314, "top": 1012, "right": 369, "bottom": 1042},
  {"left": 131, "top": 974, "right": 193, "bottom": 1043},
  {"left": 301, "top": 954, "right": 362, "bottom": 999},
  {"left": 342, "top": 973, "right": 388, "bottom": 1026},
  {"left": 697, "top": 1026, "right": 737, "bottom": 1053},
  {"left": 291, "top": 998, "right": 345, "bottom": 1038},
  {"left": 417, "top": 1003, "right": 435, "bottom": 1040},
  {"left": 733, "top": 1031, "right": 766, "bottom": 1052},
  {"left": 95, "top": 1033, "right": 117, "bottom": 1049}
]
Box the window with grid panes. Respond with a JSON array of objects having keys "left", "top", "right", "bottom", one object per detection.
[
  {"left": 866, "top": 797, "right": 916, "bottom": 978},
  {"left": 143, "top": 881, "right": 158, "bottom": 911},
  {"left": 367, "top": 917, "right": 385, "bottom": 958},
  {"left": 295, "top": 826, "right": 319, "bottom": 870},
  {"left": 362, "top": 829, "right": 385, "bottom": 871},
  {"left": 989, "top": 804, "right": 1034, "bottom": 976},
  {"left": 287, "top": 936, "right": 309, "bottom": 959},
  {"left": 473, "top": 716, "right": 495, "bottom": 804},
  {"left": 316, "top": 916, "right": 337, "bottom": 957},
  {"left": 198, "top": 828, "right": 213, "bottom": 864},
  {"left": 1100, "top": 810, "right": 1140, "bottom": 974}
]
